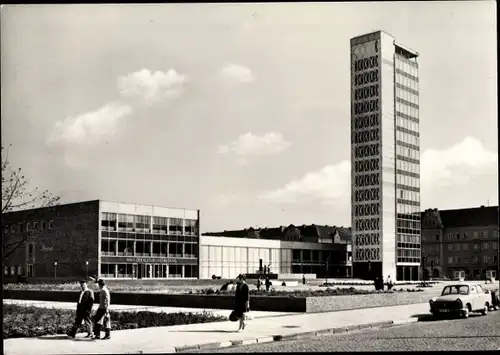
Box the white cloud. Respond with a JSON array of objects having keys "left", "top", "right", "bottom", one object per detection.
[
  {"left": 218, "top": 132, "right": 291, "bottom": 164},
  {"left": 47, "top": 102, "right": 133, "bottom": 146},
  {"left": 117, "top": 68, "right": 188, "bottom": 104},
  {"left": 259, "top": 161, "right": 351, "bottom": 204},
  {"left": 421, "top": 136, "right": 497, "bottom": 188},
  {"left": 221, "top": 63, "right": 254, "bottom": 83},
  {"left": 259, "top": 136, "right": 497, "bottom": 205}
]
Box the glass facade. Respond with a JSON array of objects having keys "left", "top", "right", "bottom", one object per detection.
[
  {"left": 199, "top": 236, "right": 353, "bottom": 279},
  {"left": 200, "top": 244, "right": 280, "bottom": 279},
  {"left": 394, "top": 54, "right": 421, "bottom": 267},
  {"left": 99, "top": 211, "right": 200, "bottom": 279}
]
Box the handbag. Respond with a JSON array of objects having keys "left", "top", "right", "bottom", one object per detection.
[{"left": 229, "top": 311, "right": 239, "bottom": 322}]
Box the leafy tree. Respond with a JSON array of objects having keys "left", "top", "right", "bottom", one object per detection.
[{"left": 2, "top": 144, "right": 60, "bottom": 259}]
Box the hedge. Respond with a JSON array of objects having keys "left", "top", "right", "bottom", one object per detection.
[
  {"left": 3, "top": 304, "right": 226, "bottom": 339},
  {"left": 3, "top": 283, "right": 424, "bottom": 297}
]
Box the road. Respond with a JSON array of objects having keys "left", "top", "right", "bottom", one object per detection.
[{"left": 206, "top": 312, "right": 500, "bottom": 352}]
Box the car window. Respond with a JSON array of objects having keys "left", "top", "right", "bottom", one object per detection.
[
  {"left": 441, "top": 285, "right": 469, "bottom": 295},
  {"left": 476, "top": 285, "right": 483, "bottom": 293}
]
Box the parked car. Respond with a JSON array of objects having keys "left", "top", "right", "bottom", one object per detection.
[{"left": 429, "top": 283, "right": 491, "bottom": 318}]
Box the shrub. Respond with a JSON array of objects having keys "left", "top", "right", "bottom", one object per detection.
[{"left": 3, "top": 304, "right": 226, "bottom": 339}]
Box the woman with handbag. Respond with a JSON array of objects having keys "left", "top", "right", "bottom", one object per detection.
[{"left": 231, "top": 274, "right": 250, "bottom": 332}]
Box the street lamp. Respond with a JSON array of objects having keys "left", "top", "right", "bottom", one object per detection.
[
  {"left": 85, "top": 261, "right": 89, "bottom": 278},
  {"left": 422, "top": 257, "right": 427, "bottom": 281},
  {"left": 53, "top": 261, "right": 58, "bottom": 281},
  {"left": 325, "top": 257, "right": 330, "bottom": 285}
]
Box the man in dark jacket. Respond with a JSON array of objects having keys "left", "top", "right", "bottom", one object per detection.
[{"left": 68, "top": 280, "right": 94, "bottom": 338}]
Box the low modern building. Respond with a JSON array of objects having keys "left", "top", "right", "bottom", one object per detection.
[
  {"left": 421, "top": 206, "right": 499, "bottom": 280},
  {"left": 201, "top": 225, "right": 353, "bottom": 279},
  {"left": 2, "top": 200, "right": 200, "bottom": 281}
]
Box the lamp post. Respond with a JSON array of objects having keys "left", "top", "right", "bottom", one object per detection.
[
  {"left": 85, "top": 261, "right": 89, "bottom": 279},
  {"left": 53, "top": 261, "right": 58, "bottom": 281},
  {"left": 422, "top": 257, "right": 427, "bottom": 281},
  {"left": 325, "top": 257, "right": 330, "bottom": 285}
]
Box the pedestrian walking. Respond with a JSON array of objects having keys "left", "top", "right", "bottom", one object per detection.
[
  {"left": 302, "top": 275, "right": 306, "bottom": 285},
  {"left": 256, "top": 276, "right": 262, "bottom": 291},
  {"left": 68, "top": 280, "right": 94, "bottom": 339},
  {"left": 233, "top": 274, "right": 250, "bottom": 332},
  {"left": 92, "top": 279, "right": 111, "bottom": 340}
]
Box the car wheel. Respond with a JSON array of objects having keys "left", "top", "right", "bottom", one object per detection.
[
  {"left": 462, "top": 308, "right": 469, "bottom": 319},
  {"left": 482, "top": 303, "right": 489, "bottom": 316}
]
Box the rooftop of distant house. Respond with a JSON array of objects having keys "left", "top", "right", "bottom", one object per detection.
[{"left": 421, "top": 205, "right": 499, "bottom": 229}]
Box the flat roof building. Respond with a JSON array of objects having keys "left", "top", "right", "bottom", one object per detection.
[
  {"left": 2, "top": 200, "right": 200, "bottom": 281},
  {"left": 350, "top": 30, "right": 421, "bottom": 281},
  {"left": 201, "top": 225, "right": 352, "bottom": 279}
]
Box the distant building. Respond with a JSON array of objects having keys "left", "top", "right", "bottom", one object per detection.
[
  {"left": 2, "top": 200, "right": 200, "bottom": 281},
  {"left": 421, "top": 206, "right": 499, "bottom": 280},
  {"left": 201, "top": 225, "right": 352, "bottom": 279},
  {"left": 350, "top": 30, "right": 421, "bottom": 281}
]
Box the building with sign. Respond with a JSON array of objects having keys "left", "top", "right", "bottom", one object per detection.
[
  {"left": 201, "top": 225, "right": 352, "bottom": 279},
  {"left": 2, "top": 200, "right": 200, "bottom": 281},
  {"left": 350, "top": 30, "right": 421, "bottom": 281}
]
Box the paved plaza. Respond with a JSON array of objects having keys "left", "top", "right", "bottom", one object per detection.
[{"left": 4, "top": 302, "right": 429, "bottom": 354}]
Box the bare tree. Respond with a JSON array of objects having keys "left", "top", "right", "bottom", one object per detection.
[{"left": 2, "top": 144, "right": 60, "bottom": 259}]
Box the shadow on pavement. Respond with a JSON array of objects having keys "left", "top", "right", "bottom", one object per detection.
[
  {"left": 37, "top": 335, "right": 71, "bottom": 340},
  {"left": 411, "top": 314, "right": 436, "bottom": 322},
  {"left": 169, "top": 329, "right": 236, "bottom": 333},
  {"left": 412, "top": 313, "right": 482, "bottom": 322}
]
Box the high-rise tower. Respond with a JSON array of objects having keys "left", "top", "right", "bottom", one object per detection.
[{"left": 350, "top": 30, "right": 421, "bottom": 281}]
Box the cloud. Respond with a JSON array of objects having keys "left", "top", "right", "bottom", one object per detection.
[
  {"left": 47, "top": 102, "right": 133, "bottom": 146},
  {"left": 221, "top": 64, "right": 254, "bottom": 83},
  {"left": 218, "top": 132, "right": 291, "bottom": 164},
  {"left": 117, "top": 68, "right": 188, "bottom": 104},
  {"left": 259, "top": 161, "right": 351, "bottom": 204},
  {"left": 259, "top": 136, "right": 497, "bottom": 205},
  {"left": 421, "top": 136, "right": 497, "bottom": 188}
]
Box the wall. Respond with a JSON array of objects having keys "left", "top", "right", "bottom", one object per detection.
[
  {"left": 3, "top": 200, "right": 100, "bottom": 280},
  {"left": 434, "top": 226, "right": 498, "bottom": 279}
]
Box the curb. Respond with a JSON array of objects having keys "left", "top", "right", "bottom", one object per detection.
[{"left": 174, "top": 318, "right": 415, "bottom": 353}]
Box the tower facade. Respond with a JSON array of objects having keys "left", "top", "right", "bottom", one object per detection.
[{"left": 350, "top": 31, "right": 421, "bottom": 281}]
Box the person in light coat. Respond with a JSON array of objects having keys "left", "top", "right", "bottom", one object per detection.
[{"left": 92, "top": 279, "right": 111, "bottom": 340}]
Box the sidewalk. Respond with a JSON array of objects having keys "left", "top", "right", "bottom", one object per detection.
[{"left": 4, "top": 302, "right": 430, "bottom": 355}]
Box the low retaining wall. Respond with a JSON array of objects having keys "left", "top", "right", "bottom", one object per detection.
[
  {"left": 306, "top": 291, "right": 432, "bottom": 312},
  {"left": 2, "top": 290, "right": 306, "bottom": 313}
]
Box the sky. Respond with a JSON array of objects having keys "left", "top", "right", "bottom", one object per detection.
[{"left": 1, "top": 2, "right": 498, "bottom": 233}]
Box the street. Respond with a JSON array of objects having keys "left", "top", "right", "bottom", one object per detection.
[{"left": 206, "top": 312, "right": 500, "bottom": 352}]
